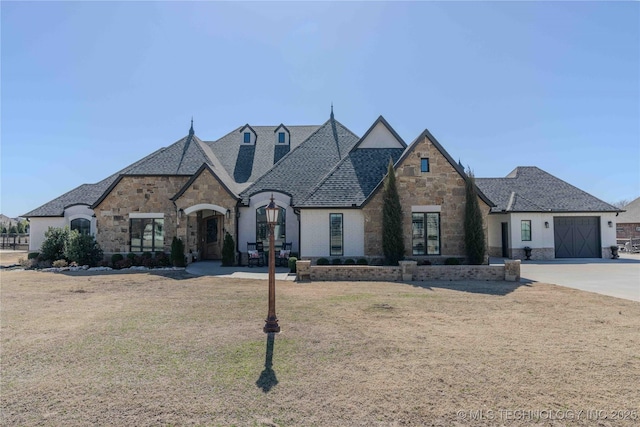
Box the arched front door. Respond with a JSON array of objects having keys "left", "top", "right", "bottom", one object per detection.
[{"left": 199, "top": 212, "right": 224, "bottom": 260}]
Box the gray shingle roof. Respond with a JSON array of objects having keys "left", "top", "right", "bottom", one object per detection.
[
  {"left": 476, "top": 167, "right": 620, "bottom": 213},
  {"left": 206, "top": 125, "right": 320, "bottom": 184},
  {"left": 299, "top": 148, "right": 405, "bottom": 207},
  {"left": 240, "top": 118, "right": 360, "bottom": 205}
]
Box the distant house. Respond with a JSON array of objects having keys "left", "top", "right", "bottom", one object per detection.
[
  {"left": 616, "top": 197, "right": 640, "bottom": 247},
  {"left": 23, "top": 110, "right": 619, "bottom": 262},
  {"left": 476, "top": 167, "right": 620, "bottom": 260}
]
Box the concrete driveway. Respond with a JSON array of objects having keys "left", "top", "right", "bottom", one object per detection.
[{"left": 511, "top": 254, "right": 640, "bottom": 302}]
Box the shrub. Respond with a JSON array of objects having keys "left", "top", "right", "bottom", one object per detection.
[
  {"left": 27, "top": 252, "right": 40, "bottom": 260},
  {"left": 116, "top": 258, "right": 132, "bottom": 269},
  {"left": 382, "top": 160, "right": 405, "bottom": 266},
  {"left": 171, "top": 237, "right": 186, "bottom": 267},
  {"left": 98, "top": 260, "right": 110, "bottom": 267},
  {"left": 331, "top": 258, "right": 342, "bottom": 265},
  {"left": 126, "top": 252, "right": 137, "bottom": 262},
  {"left": 444, "top": 257, "right": 460, "bottom": 265},
  {"left": 142, "top": 257, "right": 156, "bottom": 268},
  {"left": 65, "top": 231, "right": 103, "bottom": 267},
  {"left": 111, "top": 253, "right": 124, "bottom": 266},
  {"left": 142, "top": 252, "right": 153, "bottom": 259},
  {"left": 344, "top": 258, "right": 355, "bottom": 265},
  {"left": 19, "top": 258, "right": 37, "bottom": 269},
  {"left": 288, "top": 257, "right": 297, "bottom": 273},
  {"left": 356, "top": 258, "right": 368, "bottom": 265},
  {"left": 40, "top": 227, "right": 70, "bottom": 262},
  {"left": 221, "top": 232, "right": 235, "bottom": 267},
  {"left": 317, "top": 258, "right": 329, "bottom": 265},
  {"left": 464, "top": 169, "right": 486, "bottom": 265},
  {"left": 420, "top": 259, "right": 432, "bottom": 266},
  {"left": 53, "top": 259, "right": 68, "bottom": 268},
  {"left": 155, "top": 252, "right": 171, "bottom": 267}
]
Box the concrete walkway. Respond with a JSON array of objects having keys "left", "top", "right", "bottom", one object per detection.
[
  {"left": 494, "top": 254, "right": 640, "bottom": 302},
  {"left": 186, "top": 260, "right": 296, "bottom": 281}
]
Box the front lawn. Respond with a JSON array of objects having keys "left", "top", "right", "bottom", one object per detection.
[{"left": 1, "top": 270, "right": 638, "bottom": 426}]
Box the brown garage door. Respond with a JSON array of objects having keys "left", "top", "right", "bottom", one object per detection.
[{"left": 554, "top": 217, "right": 601, "bottom": 258}]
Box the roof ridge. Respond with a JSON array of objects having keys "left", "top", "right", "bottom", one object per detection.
[{"left": 241, "top": 118, "right": 356, "bottom": 198}]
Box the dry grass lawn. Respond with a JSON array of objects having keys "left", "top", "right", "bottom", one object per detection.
[{"left": 1, "top": 268, "right": 639, "bottom": 426}]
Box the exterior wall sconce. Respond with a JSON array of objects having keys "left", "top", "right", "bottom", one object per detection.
[
  {"left": 178, "top": 208, "right": 184, "bottom": 218},
  {"left": 608, "top": 221, "right": 613, "bottom": 228},
  {"left": 226, "top": 209, "right": 231, "bottom": 219},
  {"left": 544, "top": 221, "right": 549, "bottom": 228}
]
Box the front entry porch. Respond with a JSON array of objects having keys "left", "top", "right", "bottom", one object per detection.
[{"left": 179, "top": 203, "right": 234, "bottom": 262}]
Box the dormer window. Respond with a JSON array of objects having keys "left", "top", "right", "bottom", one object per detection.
[
  {"left": 274, "top": 124, "right": 290, "bottom": 145},
  {"left": 244, "top": 132, "right": 251, "bottom": 144},
  {"left": 239, "top": 124, "right": 257, "bottom": 145}
]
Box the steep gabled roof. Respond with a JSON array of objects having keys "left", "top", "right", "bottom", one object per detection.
[
  {"left": 206, "top": 125, "right": 320, "bottom": 184},
  {"left": 171, "top": 163, "right": 241, "bottom": 202},
  {"left": 298, "top": 117, "right": 406, "bottom": 207},
  {"left": 240, "top": 118, "right": 360, "bottom": 205},
  {"left": 360, "top": 128, "right": 494, "bottom": 208},
  {"left": 617, "top": 197, "right": 640, "bottom": 223},
  {"left": 298, "top": 148, "right": 404, "bottom": 207},
  {"left": 476, "top": 167, "right": 620, "bottom": 213}
]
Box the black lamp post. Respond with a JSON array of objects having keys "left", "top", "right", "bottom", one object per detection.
[{"left": 263, "top": 194, "right": 281, "bottom": 333}]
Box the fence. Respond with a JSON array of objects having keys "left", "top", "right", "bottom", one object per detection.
[{"left": 0, "top": 233, "right": 29, "bottom": 250}]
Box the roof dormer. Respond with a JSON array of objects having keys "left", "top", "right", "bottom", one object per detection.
[
  {"left": 274, "top": 124, "right": 290, "bottom": 145},
  {"left": 239, "top": 124, "right": 257, "bottom": 145}
]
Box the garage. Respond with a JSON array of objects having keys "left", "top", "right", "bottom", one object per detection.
[{"left": 554, "top": 217, "right": 601, "bottom": 258}]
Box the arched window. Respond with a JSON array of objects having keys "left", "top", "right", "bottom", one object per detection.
[
  {"left": 256, "top": 206, "right": 286, "bottom": 248},
  {"left": 70, "top": 218, "right": 91, "bottom": 235}
]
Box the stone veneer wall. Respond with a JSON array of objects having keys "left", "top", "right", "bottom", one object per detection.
[
  {"left": 362, "top": 135, "right": 490, "bottom": 258},
  {"left": 298, "top": 260, "right": 520, "bottom": 282},
  {"left": 511, "top": 247, "right": 556, "bottom": 261},
  {"left": 95, "top": 176, "right": 189, "bottom": 254},
  {"left": 173, "top": 169, "right": 238, "bottom": 260}
]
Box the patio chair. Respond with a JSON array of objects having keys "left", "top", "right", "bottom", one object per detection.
[
  {"left": 276, "top": 242, "right": 292, "bottom": 267},
  {"left": 247, "top": 242, "right": 264, "bottom": 267}
]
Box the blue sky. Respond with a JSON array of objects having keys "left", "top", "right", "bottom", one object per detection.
[{"left": 1, "top": 1, "right": 638, "bottom": 218}]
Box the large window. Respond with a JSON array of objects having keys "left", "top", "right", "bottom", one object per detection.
[
  {"left": 330, "top": 213, "right": 343, "bottom": 256},
  {"left": 521, "top": 220, "right": 532, "bottom": 241},
  {"left": 256, "top": 205, "right": 286, "bottom": 248},
  {"left": 130, "top": 218, "right": 164, "bottom": 252},
  {"left": 70, "top": 218, "right": 91, "bottom": 235},
  {"left": 412, "top": 212, "right": 440, "bottom": 255}
]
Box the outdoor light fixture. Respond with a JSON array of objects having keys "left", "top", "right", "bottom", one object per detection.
[
  {"left": 264, "top": 194, "right": 281, "bottom": 333},
  {"left": 608, "top": 221, "right": 613, "bottom": 228},
  {"left": 545, "top": 221, "right": 549, "bottom": 228}
]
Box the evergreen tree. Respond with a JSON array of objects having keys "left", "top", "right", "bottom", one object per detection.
[
  {"left": 464, "top": 169, "right": 486, "bottom": 265},
  {"left": 170, "top": 237, "right": 186, "bottom": 267},
  {"left": 221, "top": 232, "right": 235, "bottom": 266},
  {"left": 382, "top": 159, "right": 405, "bottom": 265}
]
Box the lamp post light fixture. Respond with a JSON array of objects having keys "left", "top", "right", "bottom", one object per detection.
[{"left": 263, "top": 194, "right": 281, "bottom": 333}]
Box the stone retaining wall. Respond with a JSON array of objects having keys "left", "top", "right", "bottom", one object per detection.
[{"left": 297, "top": 260, "right": 520, "bottom": 282}]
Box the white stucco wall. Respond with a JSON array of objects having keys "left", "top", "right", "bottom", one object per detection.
[
  {"left": 357, "top": 121, "right": 404, "bottom": 149},
  {"left": 487, "top": 212, "right": 618, "bottom": 259},
  {"left": 28, "top": 205, "right": 96, "bottom": 252},
  {"left": 300, "top": 209, "right": 364, "bottom": 257},
  {"left": 486, "top": 213, "right": 509, "bottom": 249},
  {"left": 238, "top": 192, "right": 298, "bottom": 253},
  {"left": 28, "top": 217, "right": 66, "bottom": 251}
]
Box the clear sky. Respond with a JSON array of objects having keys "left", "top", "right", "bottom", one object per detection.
[{"left": 1, "top": 1, "right": 638, "bottom": 218}]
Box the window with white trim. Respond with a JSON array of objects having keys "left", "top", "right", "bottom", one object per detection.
[
  {"left": 70, "top": 218, "right": 91, "bottom": 235},
  {"left": 130, "top": 218, "right": 164, "bottom": 252},
  {"left": 412, "top": 212, "right": 440, "bottom": 255},
  {"left": 330, "top": 213, "right": 343, "bottom": 256},
  {"left": 521, "top": 220, "right": 531, "bottom": 241}
]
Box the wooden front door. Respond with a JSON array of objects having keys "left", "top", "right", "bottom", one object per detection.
[{"left": 200, "top": 215, "right": 223, "bottom": 260}]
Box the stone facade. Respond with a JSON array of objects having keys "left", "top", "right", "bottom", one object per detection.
[
  {"left": 94, "top": 176, "right": 189, "bottom": 254},
  {"left": 362, "top": 135, "right": 490, "bottom": 259},
  {"left": 512, "top": 247, "right": 555, "bottom": 261},
  {"left": 173, "top": 168, "right": 239, "bottom": 260},
  {"left": 298, "top": 260, "right": 516, "bottom": 282}
]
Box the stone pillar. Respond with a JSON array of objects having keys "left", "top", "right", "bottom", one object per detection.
[
  {"left": 399, "top": 260, "right": 417, "bottom": 281},
  {"left": 504, "top": 259, "right": 521, "bottom": 282},
  {"left": 296, "top": 260, "right": 311, "bottom": 281}
]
